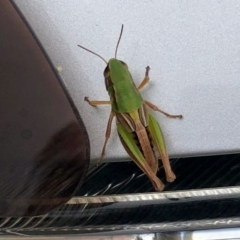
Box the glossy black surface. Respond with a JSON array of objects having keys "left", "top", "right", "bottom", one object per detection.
[
  {"left": 0, "top": 154, "right": 240, "bottom": 236},
  {"left": 79, "top": 154, "right": 240, "bottom": 194},
  {"left": 0, "top": 0, "right": 90, "bottom": 216}
]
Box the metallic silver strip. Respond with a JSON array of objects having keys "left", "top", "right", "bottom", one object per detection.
[{"left": 67, "top": 186, "right": 240, "bottom": 204}]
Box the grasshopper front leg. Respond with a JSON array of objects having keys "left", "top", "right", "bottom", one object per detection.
[
  {"left": 84, "top": 97, "right": 110, "bottom": 106},
  {"left": 137, "top": 66, "right": 150, "bottom": 90}
]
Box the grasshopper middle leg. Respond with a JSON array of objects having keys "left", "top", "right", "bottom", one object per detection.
[
  {"left": 145, "top": 101, "right": 183, "bottom": 119},
  {"left": 97, "top": 111, "right": 115, "bottom": 165}
]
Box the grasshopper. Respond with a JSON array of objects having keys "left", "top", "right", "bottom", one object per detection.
[{"left": 78, "top": 25, "right": 182, "bottom": 191}]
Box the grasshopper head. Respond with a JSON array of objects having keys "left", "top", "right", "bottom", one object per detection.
[{"left": 103, "top": 58, "right": 128, "bottom": 80}]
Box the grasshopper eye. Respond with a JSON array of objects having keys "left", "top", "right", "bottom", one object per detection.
[{"left": 103, "top": 65, "right": 110, "bottom": 78}]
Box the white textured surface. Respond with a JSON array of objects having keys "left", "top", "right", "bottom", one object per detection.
[{"left": 13, "top": 0, "right": 240, "bottom": 162}]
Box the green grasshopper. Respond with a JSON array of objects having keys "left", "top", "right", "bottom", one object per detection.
[{"left": 78, "top": 25, "right": 182, "bottom": 191}]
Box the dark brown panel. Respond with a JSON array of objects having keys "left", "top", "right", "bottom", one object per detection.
[{"left": 0, "top": 0, "right": 90, "bottom": 216}]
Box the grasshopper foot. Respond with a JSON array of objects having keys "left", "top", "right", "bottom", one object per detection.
[
  {"left": 176, "top": 114, "right": 183, "bottom": 119},
  {"left": 84, "top": 96, "right": 97, "bottom": 107},
  {"left": 145, "top": 66, "right": 150, "bottom": 77},
  {"left": 166, "top": 172, "right": 176, "bottom": 182},
  {"left": 151, "top": 175, "right": 165, "bottom": 191},
  {"left": 154, "top": 179, "right": 165, "bottom": 191}
]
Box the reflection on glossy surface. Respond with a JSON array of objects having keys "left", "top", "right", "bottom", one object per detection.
[
  {"left": 0, "top": 154, "right": 240, "bottom": 235},
  {"left": 0, "top": 0, "right": 89, "bottom": 216}
]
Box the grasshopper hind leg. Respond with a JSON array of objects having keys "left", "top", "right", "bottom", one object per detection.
[
  {"left": 147, "top": 114, "right": 176, "bottom": 183},
  {"left": 117, "top": 123, "right": 165, "bottom": 191}
]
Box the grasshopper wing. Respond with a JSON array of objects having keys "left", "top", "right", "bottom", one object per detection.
[{"left": 117, "top": 123, "right": 164, "bottom": 191}]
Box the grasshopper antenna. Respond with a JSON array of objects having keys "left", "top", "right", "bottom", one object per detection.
[
  {"left": 115, "top": 24, "right": 124, "bottom": 58},
  {"left": 77, "top": 45, "right": 108, "bottom": 65}
]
